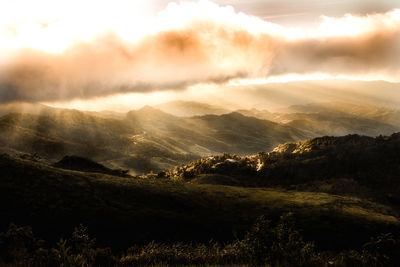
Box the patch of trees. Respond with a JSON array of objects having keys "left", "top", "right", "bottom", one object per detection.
[
  {"left": 160, "top": 133, "right": 400, "bottom": 206},
  {"left": 162, "top": 153, "right": 257, "bottom": 181}
]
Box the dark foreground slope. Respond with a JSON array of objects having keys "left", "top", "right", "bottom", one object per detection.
[{"left": 0, "top": 153, "right": 398, "bottom": 252}]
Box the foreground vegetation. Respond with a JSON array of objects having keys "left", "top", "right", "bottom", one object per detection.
[
  {"left": 2, "top": 214, "right": 400, "bottom": 266},
  {"left": 1, "top": 153, "right": 398, "bottom": 251}
]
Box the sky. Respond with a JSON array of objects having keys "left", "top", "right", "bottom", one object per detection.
[
  {"left": 0, "top": 0, "right": 399, "bottom": 110},
  {"left": 153, "top": 0, "right": 400, "bottom": 26}
]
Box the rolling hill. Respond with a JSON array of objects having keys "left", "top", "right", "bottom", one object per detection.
[
  {"left": 236, "top": 101, "right": 400, "bottom": 137},
  {"left": 1, "top": 129, "right": 400, "bottom": 265},
  {"left": 0, "top": 153, "right": 398, "bottom": 252},
  {"left": 155, "top": 100, "right": 231, "bottom": 117},
  {"left": 0, "top": 106, "right": 309, "bottom": 174},
  {"left": 1, "top": 100, "right": 399, "bottom": 177},
  {"left": 152, "top": 100, "right": 400, "bottom": 138},
  {"left": 166, "top": 133, "right": 400, "bottom": 209},
  {"left": 126, "top": 106, "right": 308, "bottom": 154}
]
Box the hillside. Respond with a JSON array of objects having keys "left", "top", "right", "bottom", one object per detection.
[
  {"left": 0, "top": 106, "right": 310, "bottom": 174},
  {"left": 126, "top": 108, "right": 308, "bottom": 154},
  {"left": 0, "top": 153, "right": 398, "bottom": 252},
  {"left": 153, "top": 100, "right": 400, "bottom": 138},
  {"left": 54, "top": 155, "right": 130, "bottom": 177},
  {"left": 0, "top": 109, "right": 203, "bottom": 173},
  {"left": 0, "top": 102, "right": 56, "bottom": 116},
  {"left": 1, "top": 101, "right": 399, "bottom": 177},
  {"left": 154, "top": 100, "right": 231, "bottom": 117},
  {"left": 278, "top": 102, "right": 400, "bottom": 136},
  {"left": 236, "top": 102, "right": 400, "bottom": 137},
  {"left": 166, "top": 133, "right": 400, "bottom": 208},
  {"left": 0, "top": 111, "right": 135, "bottom": 161}
]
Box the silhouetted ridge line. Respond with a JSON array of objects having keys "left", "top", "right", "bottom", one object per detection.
[{"left": 54, "top": 155, "right": 129, "bottom": 177}]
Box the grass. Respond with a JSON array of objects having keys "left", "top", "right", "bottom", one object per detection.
[{"left": 0, "top": 154, "right": 399, "bottom": 251}]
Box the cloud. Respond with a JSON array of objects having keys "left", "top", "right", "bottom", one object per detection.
[
  {"left": 0, "top": 0, "right": 399, "bottom": 103},
  {"left": 269, "top": 29, "right": 400, "bottom": 76}
]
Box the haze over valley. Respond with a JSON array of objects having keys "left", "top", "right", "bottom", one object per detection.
[{"left": 2, "top": 81, "right": 400, "bottom": 175}]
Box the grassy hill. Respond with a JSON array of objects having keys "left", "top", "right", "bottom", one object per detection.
[
  {"left": 165, "top": 133, "right": 400, "bottom": 210},
  {"left": 1, "top": 153, "right": 398, "bottom": 252}
]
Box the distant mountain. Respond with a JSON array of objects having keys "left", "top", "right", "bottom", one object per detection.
[
  {"left": 84, "top": 110, "right": 126, "bottom": 120},
  {"left": 186, "top": 112, "right": 308, "bottom": 153},
  {"left": 0, "top": 110, "right": 187, "bottom": 174},
  {"left": 279, "top": 102, "right": 400, "bottom": 136},
  {"left": 0, "top": 102, "right": 58, "bottom": 116},
  {"left": 283, "top": 101, "right": 400, "bottom": 126},
  {"left": 127, "top": 105, "right": 178, "bottom": 124},
  {"left": 235, "top": 108, "right": 277, "bottom": 121},
  {"left": 1, "top": 100, "right": 399, "bottom": 175},
  {"left": 126, "top": 107, "right": 308, "bottom": 155},
  {"left": 154, "top": 100, "right": 231, "bottom": 117},
  {"left": 236, "top": 102, "right": 400, "bottom": 137},
  {"left": 0, "top": 106, "right": 308, "bottom": 174},
  {"left": 280, "top": 112, "right": 399, "bottom": 136},
  {"left": 0, "top": 111, "right": 135, "bottom": 157}
]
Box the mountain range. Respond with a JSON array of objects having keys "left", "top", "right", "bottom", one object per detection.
[{"left": 0, "top": 100, "right": 399, "bottom": 175}]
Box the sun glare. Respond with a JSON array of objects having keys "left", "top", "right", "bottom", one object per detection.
[
  {"left": 3, "top": 0, "right": 397, "bottom": 54},
  {"left": 0, "top": 0, "right": 153, "bottom": 53}
]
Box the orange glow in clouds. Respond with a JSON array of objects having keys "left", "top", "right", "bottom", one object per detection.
[
  {"left": 0, "top": 0, "right": 399, "bottom": 108},
  {"left": 2, "top": 0, "right": 399, "bottom": 53}
]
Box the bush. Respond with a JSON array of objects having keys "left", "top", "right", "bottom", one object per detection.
[
  {"left": 1, "top": 216, "right": 399, "bottom": 266},
  {"left": 0, "top": 223, "right": 116, "bottom": 267},
  {"left": 237, "top": 213, "right": 322, "bottom": 266}
]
